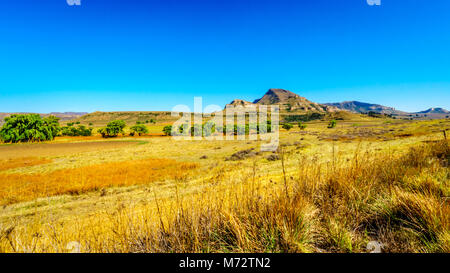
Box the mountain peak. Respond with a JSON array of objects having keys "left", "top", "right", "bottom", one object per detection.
[
  {"left": 253, "top": 88, "right": 302, "bottom": 104},
  {"left": 225, "top": 99, "right": 255, "bottom": 108},
  {"left": 249, "top": 88, "right": 337, "bottom": 112}
]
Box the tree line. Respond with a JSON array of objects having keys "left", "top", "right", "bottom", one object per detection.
[{"left": 0, "top": 114, "right": 151, "bottom": 143}]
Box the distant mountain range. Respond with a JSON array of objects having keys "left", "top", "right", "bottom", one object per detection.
[
  {"left": 323, "top": 101, "right": 406, "bottom": 115},
  {"left": 416, "top": 108, "right": 450, "bottom": 114},
  {"left": 227, "top": 89, "right": 449, "bottom": 119},
  {"left": 324, "top": 101, "right": 449, "bottom": 117}
]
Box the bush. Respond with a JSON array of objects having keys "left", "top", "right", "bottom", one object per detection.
[
  {"left": 282, "top": 123, "right": 293, "bottom": 131},
  {"left": 98, "top": 120, "right": 126, "bottom": 138},
  {"left": 0, "top": 114, "right": 60, "bottom": 143},
  {"left": 130, "top": 124, "right": 149, "bottom": 136},
  {"left": 298, "top": 122, "right": 307, "bottom": 130},
  {"left": 163, "top": 125, "right": 172, "bottom": 136},
  {"left": 328, "top": 120, "right": 337, "bottom": 129},
  {"left": 61, "top": 125, "right": 93, "bottom": 136}
]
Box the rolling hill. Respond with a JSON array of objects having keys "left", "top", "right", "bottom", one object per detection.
[
  {"left": 323, "top": 101, "right": 405, "bottom": 115},
  {"left": 416, "top": 108, "right": 450, "bottom": 114}
]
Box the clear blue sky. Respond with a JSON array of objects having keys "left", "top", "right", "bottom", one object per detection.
[{"left": 1, "top": 0, "right": 449, "bottom": 113}]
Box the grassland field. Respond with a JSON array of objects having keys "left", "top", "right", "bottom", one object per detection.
[{"left": 0, "top": 116, "right": 449, "bottom": 253}]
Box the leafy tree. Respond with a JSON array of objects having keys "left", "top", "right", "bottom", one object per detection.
[
  {"left": 282, "top": 123, "right": 293, "bottom": 131},
  {"left": 98, "top": 120, "right": 126, "bottom": 138},
  {"left": 298, "top": 122, "right": 307, "bottom": 130},
  {"left": 44, "top": 115, "right": 61, "bottom": 138},
  {"left": 98, "top": 127, "right": 107, "bottom": 138},
  {"left": 163, "top": 125, "right": 172, "bottom": 136},
  {"left": 130, "top": 124, "right": 149, "bottom": 136},
  {"left": 0, "top": 114, "right": 60, "bottom": 143},
  {"left": 61, "top": 125, "right": 93, "bottom": 136},
  {"left": 328, "top": 119, "right": 337, "bottom": 128}
]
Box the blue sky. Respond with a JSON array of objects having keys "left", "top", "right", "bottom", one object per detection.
[{"left": 0, "top": 0, "right": 449, "bottom": 113}]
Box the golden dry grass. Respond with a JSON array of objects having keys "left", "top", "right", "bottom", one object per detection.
[
  {"left": 0, "top": 141, "right": 138, "bottom": 159},
  {"left": 0, "top": 157, "right": 52, "bottom": 172},
  {"left": 0, "top": 118, "right": 448, "bottom": 253},
  {"left": 0, "top": 159, "right": 197, "bottom": 205}
]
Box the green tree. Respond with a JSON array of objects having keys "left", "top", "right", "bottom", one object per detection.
[
  {"left": 98, "top": 120, "right": 126, "bottom": 138},
  {"left": 97, "top": 127, "right": 107, "bottom": 138},
  {"left": 130, "top": 124, "right": 149, "bottom": 136},
  {"left": 43, "top": 115, "right": 61, "bottom": 138},
  {"left": 0, "top": 114, "right": 60, "bottom": 143},
  {"left": 163, "top": 125, "right": 172, "bottom": 136},
  {"left": 61, "top": 125, "right": 93, "bottom": 136}
]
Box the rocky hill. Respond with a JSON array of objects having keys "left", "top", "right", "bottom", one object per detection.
[
  {"left": 225, "top": 99, "right": 255, "bottom": 108},
  {"left": 227, "top": 88, "right": 338, "bottom": 113}
]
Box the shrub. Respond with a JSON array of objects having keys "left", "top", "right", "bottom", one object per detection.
[
  {"left": 130, "top": 124, "right": 149, "bottom": 136},
  {"left": 97, "top": 128, "right": 107, "bottom": 138},
  {"left": 328, "top": 119, "right": 337, "bottom": 128},
  {"left": 0, "top": 114, "right": 60, "bottom": 143},
  {"left": 282, "top": 123, "right": 293, "bottom": 131},
  {"left": 61, "top": 125, "right": 93, "bottom": 136},
  {"left": 298, "top": 122, "right": 307, "bottom": 130},
  {"left": 163, "top": 125, "right": 172, "bottom": 136}
]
